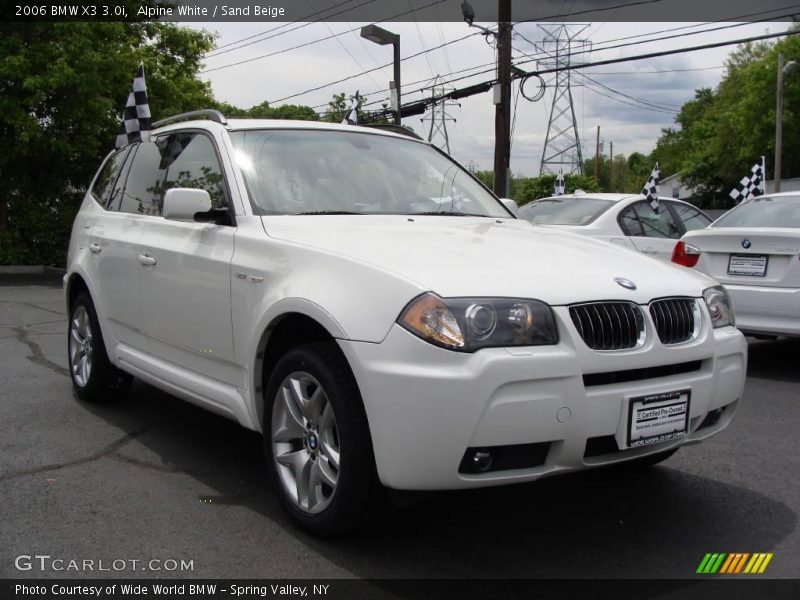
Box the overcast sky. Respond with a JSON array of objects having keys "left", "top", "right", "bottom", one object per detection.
[{"left": 187, "top": 19, "right": 786, "bottom": 177}]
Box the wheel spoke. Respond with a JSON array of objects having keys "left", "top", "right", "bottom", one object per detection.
[
  {"left": 320, "top": 436, "right": 340, "bottom": 470},
  {"left": 273, "top": 422, "right": 304, "bottom": 443},
  {"left": 70, "top": 325, "right": 83, "bottom": 347},
  {"left": 315, "top": 456, "right": 338, "bottom": 488},
  {"left": 79, "top": 309, "right": 89, "bottom": 338},
  {"left": 304, "top": 386, "right": 325, "bottom": 422},
  {"left": 275, "top": 448, "right": 309, "bottom": 472},
  {"left": 296, "top": 456, "right": 315, "bottom": 509},
  {"left": 280, "top": 385, "right": 306, "bottom": 429},
  {"left": 318, "top": 399, "right": 334, "bottom": 433}
]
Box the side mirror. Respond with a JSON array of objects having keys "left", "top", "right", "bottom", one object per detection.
[
  {"left": 500, "top": 197, "right": 519, "bottom": 216},
  {"left": 163, "top": 188, "right": 212, "bottom": 222}
]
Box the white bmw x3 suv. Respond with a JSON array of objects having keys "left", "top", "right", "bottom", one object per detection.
[{"left": 66, "top": 111, "right": 747, "bottom": 535}]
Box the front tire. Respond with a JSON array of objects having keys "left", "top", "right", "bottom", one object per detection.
[
  {"left": 68, "top": 292, "right": 131, "bottom": 403},
  {"left": 263, "top": 342, "right": 384, "bottom": 536}
]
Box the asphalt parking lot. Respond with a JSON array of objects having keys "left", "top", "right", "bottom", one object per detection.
[{"left": 1, "top": 277, "right": 798, "bottom": 581}]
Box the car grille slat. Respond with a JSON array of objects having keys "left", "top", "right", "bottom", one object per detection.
[
  {"left": 650, "top": 298, "right": 696, "bottom": 345},
  {"left": 569, "top": 302, "right": 644, "bottom": 351}
]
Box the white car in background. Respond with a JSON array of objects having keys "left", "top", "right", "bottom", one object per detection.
[
  {"left": 65, "top": 112, "right": 746, "bottom": 536},
  {"left": 518, "top": 193, "right": 713, "bottom": 261},
  {"left": 673, "top": 192, "right": 800, "bottom": 337}
]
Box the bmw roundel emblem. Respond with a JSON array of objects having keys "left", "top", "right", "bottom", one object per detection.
[
  {"left": 615, "top": 277, "right": 637, "bottom": 290},
  {"left": 742, "top": 239, "right": 752, "bottom": 249}
]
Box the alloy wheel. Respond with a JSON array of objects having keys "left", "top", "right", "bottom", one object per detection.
[
  {"left": 271, "top": 371, "right": 340, "bottom": 514},
  {"left": 69, "top": 305, "right": 93, "bottom": 388}
]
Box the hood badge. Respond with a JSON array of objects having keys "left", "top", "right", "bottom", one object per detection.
[
  {"left": 742, "top": 239, "right": 752, "bottom": 249},
  {"left": 615, "top": 277, "right": 637, "bottom": 291}
]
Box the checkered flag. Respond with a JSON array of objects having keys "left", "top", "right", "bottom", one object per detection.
[
  {"left": 641, "top": 162, "right": 661, "bottom": 211},
  {"left": 341, "top": 91, "right": 361, "bottom": 125},
  {"left": 729, "top": 157, "right": 765, "bottom": 203},
  {"left": 115, "top": 63, "right": 152, "bottom": 149},
  {"left": 554, "top": 169, "right": 565, "bottom": 196}
]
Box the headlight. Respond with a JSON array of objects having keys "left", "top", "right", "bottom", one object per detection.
[
  {"left": 703, "top": 285, "right": 735, "bottom": 328},
  {"left": 398, "top": 293, "right": 558, "bottom": 352}
]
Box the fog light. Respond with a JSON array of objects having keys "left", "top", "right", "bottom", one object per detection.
[{"left": 471, "top": 450, "right": 493, "bottom": 472}]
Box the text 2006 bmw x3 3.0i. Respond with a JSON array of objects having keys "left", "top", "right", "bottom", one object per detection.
[{"left": 66, "top": 111, "right": 746, "bottom": 536}]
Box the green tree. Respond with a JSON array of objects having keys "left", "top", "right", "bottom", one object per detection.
[
  {"left": 0, "top": 21, "right": 216, "bottom": 265},
  {"left": 216, "top": 100, "right": 318, "bottom": 120},
  {"left": 650, "top": 32, "right": 800, "bottom": 208}
]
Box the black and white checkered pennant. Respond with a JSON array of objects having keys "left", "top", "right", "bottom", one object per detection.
[
  {"left": 641, "top": 162, "right": 661, "bottom": 211},
  {"left": 554, "top": 169, "right": 565, "bottom": 196},
  {"left": 115, "top": 63, "right": 152, "bottom": 149},
  {"left": 729, "top": 157, "right": 765, "bottom": 203},
  {"left": 341, "top": 91, "right": 360, "bottom": 125}
]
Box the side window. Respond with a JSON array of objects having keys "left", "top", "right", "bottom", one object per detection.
[
  {"left": 162, "top": 132, "right": 227, "bottom": 209},
  {"left": 91, "top": 147, "right": 131, "bottom": 208},
  {"left": 117, "top": 138, "right": 170, "bottom": 215},
  {"left": 619, "top": 201, "right": 681, "bottom": 239},
  {"left": 670, "top": 202, "right": 711, "bottom": 232}
]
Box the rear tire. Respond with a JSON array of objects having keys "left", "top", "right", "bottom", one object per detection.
[
  {"left": 68, "top": 292, "right": 132, "bottom": 403},
  {"left": 263, "top": 341, "right": 385, "bottom": 536}
]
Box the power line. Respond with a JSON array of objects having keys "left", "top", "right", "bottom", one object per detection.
[
  {"left": 267, "top": 31, "right": 481, "bottom": 104},
  {"left": 363, "top": 14, "right": 788, "bottom": 111},
  {"left": 201, "top": 0, "right": 449, "bottom": 72},
  {"left": 361, "top": 28, "right": 800, "bottom": 122},
  {"left": 578, "top": 72, "right": 682, "bottom": 110},
  {"left": 204, "top": 0, "right": 378, "bottom": 57}
]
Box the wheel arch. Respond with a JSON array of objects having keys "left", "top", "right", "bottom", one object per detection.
[
  {"left": 253, "top": 308, "right": 348, "bottom": 431},
  {"left": 65, "top": 272, "right": 90, "bottom": 313}
]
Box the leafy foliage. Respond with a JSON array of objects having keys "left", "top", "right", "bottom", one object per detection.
[
  {"left": 0, "top": 21, "right": 216, "bottom": 265},
  {"left": 651, "top": 34, "right": 800, "bottom": 208}
]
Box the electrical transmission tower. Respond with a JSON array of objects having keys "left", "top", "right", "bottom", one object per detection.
[
  {"left": 420, "top": 76, "right": 459, "bottom": 154},
  {"left": 535, "top": 24, "right": 591, "bottom": 176}
]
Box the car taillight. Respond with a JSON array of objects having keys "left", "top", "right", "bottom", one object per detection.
[{"left": 671, "top": 240, "right": 701, "bottom": 267}]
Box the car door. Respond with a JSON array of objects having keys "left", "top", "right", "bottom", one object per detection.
[
  {"left": 84, "top": 144, "right": 152, "bottom": 353},
  {"left": 135, "top": 131, "right": 239, "bottom": 387},
  {"left": 618, "top": 200, "right": 682, "bottom": 261}
]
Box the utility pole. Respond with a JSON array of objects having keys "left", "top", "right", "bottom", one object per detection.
[
  {"left": 609, "top": 141, "right": 614, "bottom": 191},
  {"left": 594, "top": 126, "right": 600, "bottom": 180},
  {"left": 493, "top": 0, "right": 512, "bottom": 197}
]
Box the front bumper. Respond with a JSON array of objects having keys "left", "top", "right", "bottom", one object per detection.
[
  {"left": 338, "top": 307, "right": 747, "bottom": 490},
  {"left": 726, "top": 283, "right": 800, "bottom": 337}
]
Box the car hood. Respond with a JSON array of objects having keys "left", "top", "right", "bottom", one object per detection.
[{"left": 261, "top": 215, "right": 715, "bottom": 304}]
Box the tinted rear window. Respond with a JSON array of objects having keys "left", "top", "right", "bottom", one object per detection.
[
  {"left": 518, "top": 197, "right": 615, "bottom": 225},
  {"left": 714, "top": 195, "right": 800, "bottom": 228}
]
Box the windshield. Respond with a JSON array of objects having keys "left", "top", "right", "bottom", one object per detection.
[
  {"left": 714, "top": 195, "right": 800, "bottom": 228},
  {"left": 517, "top": 196, "right": 615, "bottom": 225},
  {"left": 229, "top": 129, "right": 510, "bottom": 218}
]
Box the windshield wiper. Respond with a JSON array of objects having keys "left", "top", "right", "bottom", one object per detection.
[{"left": 291, "top": 210, "right": 363, "bottom": 215}]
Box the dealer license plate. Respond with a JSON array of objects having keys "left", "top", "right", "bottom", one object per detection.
[
  {"left": 728, "top": 254, "right": 767, "bottom": 277},
  {"left": 627, "top": 390, "right": 690, "bottom": 448}
]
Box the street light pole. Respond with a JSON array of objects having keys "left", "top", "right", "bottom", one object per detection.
[
  {"left": 775, "top": 53, "right": 798, "bottom": 193},
  {"left": 360, "top": 24, "right": 401, "bottom": 125}
]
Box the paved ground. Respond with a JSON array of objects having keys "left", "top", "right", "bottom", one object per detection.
[{"left": 1, "top": 279, "right": 798, "bottom": 580}]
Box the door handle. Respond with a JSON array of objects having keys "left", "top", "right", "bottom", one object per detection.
[
  {"left": 640, "top": 247, "right": 658, "bottom": 254},
  {"left": 89, "top": 243, "right": 102, "bottom": 254},
  {"left": 138, "top": 254, "right": 157, "bottom": 266}
]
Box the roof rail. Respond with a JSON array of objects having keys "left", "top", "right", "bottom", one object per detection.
[
  {"left": 152, "top": 109, "right": 227, "bottom": 129},
  {"left": 362, "top": 123, "right": 423, "bottom": 141}
]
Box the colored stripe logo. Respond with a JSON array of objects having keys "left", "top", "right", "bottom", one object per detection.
[{"left": 697, "top": 553, "right": 773, "bottom": 574}]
